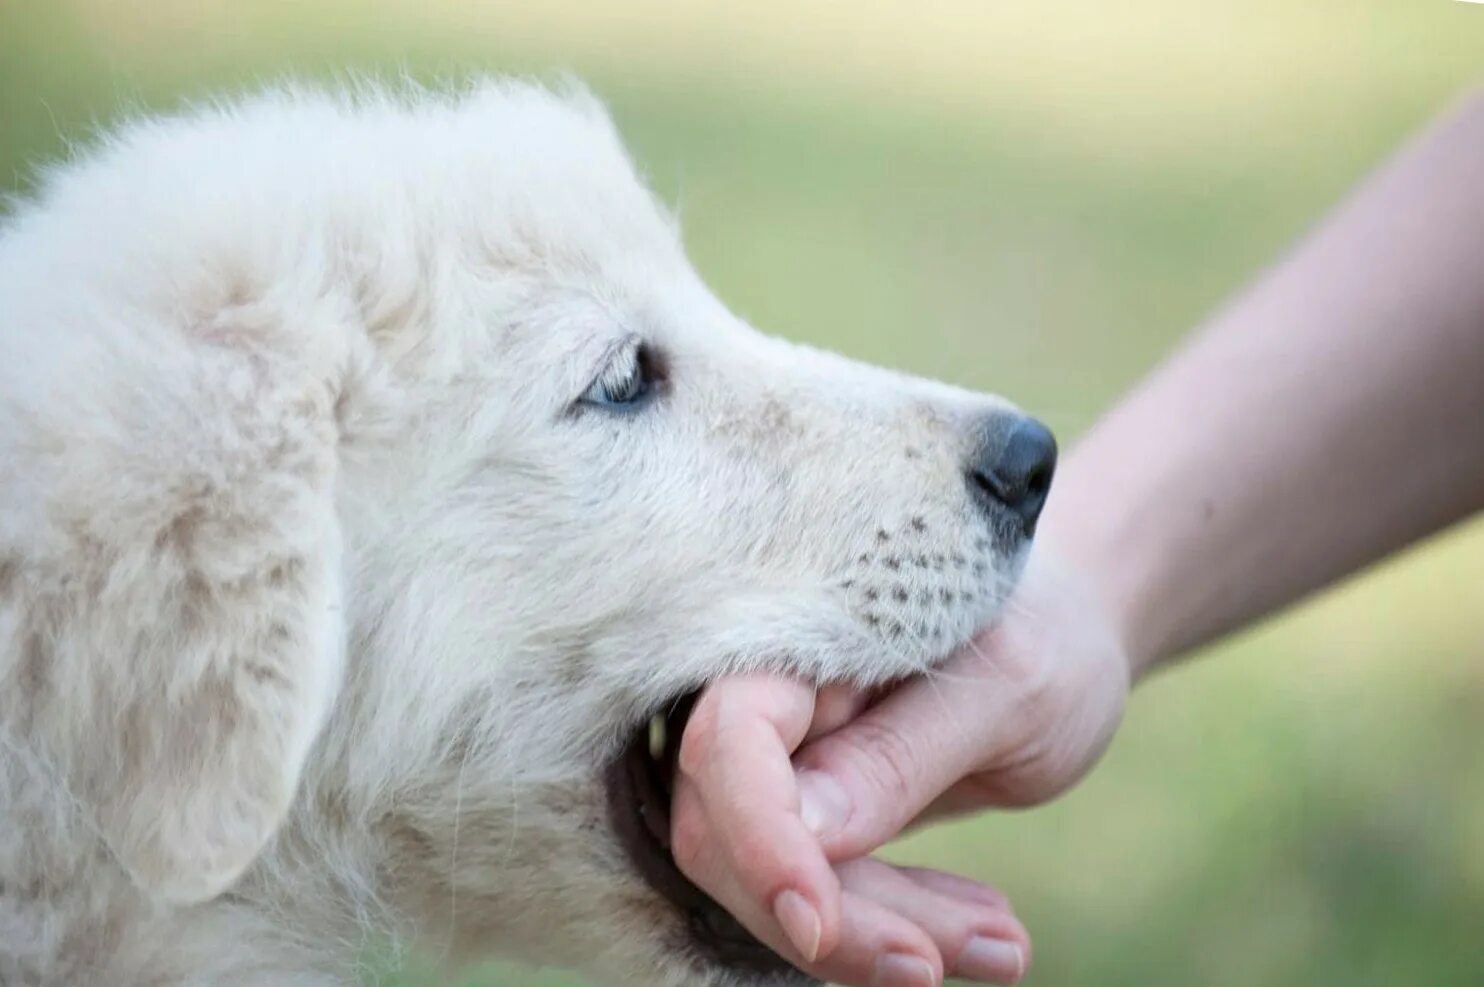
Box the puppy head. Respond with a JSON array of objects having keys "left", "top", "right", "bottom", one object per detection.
[
  {"left": 12, "top": 80, "right": 1047, "bottom": 983},
  {"left": 275, "top": 82, "right": 1055, "bottom": 985}
]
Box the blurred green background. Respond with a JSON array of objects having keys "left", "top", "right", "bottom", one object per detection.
[{"left": 5, "top": 1, "right": 1483, "bottom": 984}]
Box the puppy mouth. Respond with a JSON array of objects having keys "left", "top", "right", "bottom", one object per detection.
[{"left": 604, "top": 690, "right": 815, "bottom": 982}]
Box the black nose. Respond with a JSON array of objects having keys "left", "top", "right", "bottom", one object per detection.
[{"left": 968, "top": 414, "right": 1057, "bottom": 535}]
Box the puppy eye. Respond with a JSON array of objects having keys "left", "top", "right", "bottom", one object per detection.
[{"left": 580, "top": 344, "right": 657, "bottom": 412}]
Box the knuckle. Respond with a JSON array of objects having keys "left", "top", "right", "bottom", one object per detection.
[
  {"left": 833, "top": 717, "right": 922, "bottom": 805},
  {"left": 727, "top": 834, "right": 808, "bottom": 900}
]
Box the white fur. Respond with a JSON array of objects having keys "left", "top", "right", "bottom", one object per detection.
[{"left": 0, "top": 80, "right": 1029, "bottom": 986}]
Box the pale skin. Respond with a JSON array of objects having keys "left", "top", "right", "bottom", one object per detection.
[{"left": 672, "top": 87, "right": 1484, "bottom": 987}]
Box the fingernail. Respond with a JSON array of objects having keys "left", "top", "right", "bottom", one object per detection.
[
  {"left": 797, "top": 770, "right": 850, "bottom": 839},
  {"left": 955, "top": 937, "right": 1025, "bottom": 984},
  {"left": 772, "top": 889, "right": 821, "bottom": 963},
  {"left": 871, "top": 953, "right": 937, "bottom": 987}
]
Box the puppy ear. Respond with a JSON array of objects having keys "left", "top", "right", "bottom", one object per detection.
[
  {"left": 66, "top": 381, "right": 351, "bottom": 905},
  {"left": 95, "top": 499, "right": 346, "bottom": 905}
]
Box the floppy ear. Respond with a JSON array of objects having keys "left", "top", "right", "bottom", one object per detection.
[
  {"left": 67, "top": 368, "right": 350, "bottom": 906},
  {"left": 102, "top": 527, "right": 344, "bottom": 903}
]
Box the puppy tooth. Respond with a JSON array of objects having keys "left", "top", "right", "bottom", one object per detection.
[{"left": 647, "top": 714, "right": 666, "bottom": 761}]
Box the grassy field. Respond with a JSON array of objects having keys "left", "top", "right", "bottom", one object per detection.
[{"left": 4, "top": 2, "right": 1484, "bottom": 984}]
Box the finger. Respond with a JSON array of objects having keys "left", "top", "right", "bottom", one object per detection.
[
  {"left": 891, "top": 865, "right": 1010, "bottom": 910},
  {"left": 669, "top": 778, "right": 826, "bottom": 966},
  {"left": 794, "top": 665, "right": 1017, "bottom": 859},
  {"left": 806, "top": 684, "right": 873, "bottom": 742},
  {"left": 799, "top": 888, "right": 945, "bottom": 987},
  {"left": 674, "top": 676, "right": 842, "bottom": 962},
  {"left": 836, "top": 859, "right": 1029, "bottom": 985}
]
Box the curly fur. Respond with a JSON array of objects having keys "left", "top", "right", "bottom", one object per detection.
[{"left": 0, "top": 79, "right": 1031, "bottom": 986}]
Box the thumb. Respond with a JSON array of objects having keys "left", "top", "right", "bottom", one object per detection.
[{"left": 792, "top": 676, "right": 1002, "bottom": 860}]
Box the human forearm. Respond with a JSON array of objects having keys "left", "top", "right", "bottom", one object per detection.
[{"left": 1045, "top": 89, "right": 1484, "bottom": 678}]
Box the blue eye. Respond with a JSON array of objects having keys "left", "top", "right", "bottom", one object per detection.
[{"left": 580, "top": 344, "right": 656, "bottom": 411}]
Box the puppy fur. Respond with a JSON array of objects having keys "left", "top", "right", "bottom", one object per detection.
[{"left": 0, "top": 80, "right": 1031, "bottom": 986}]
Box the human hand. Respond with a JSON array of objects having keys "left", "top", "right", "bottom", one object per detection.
[{"left": 670, "top": 550, "right": 1130, "bottom": 986}]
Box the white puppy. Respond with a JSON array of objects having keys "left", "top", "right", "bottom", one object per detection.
[{"left": 0, "top": 80, "right": 1056, "bottom": 986}]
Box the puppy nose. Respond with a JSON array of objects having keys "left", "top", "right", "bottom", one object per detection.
[{"left": 968, "top": 414, "right": 1057, "bottom": 535}]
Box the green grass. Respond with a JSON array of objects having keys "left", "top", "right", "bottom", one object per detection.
[{"left": 4, "top": 3, "right": 1483, "bottom": 984}]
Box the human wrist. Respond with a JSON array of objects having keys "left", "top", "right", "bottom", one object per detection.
[{"left": 1034, "top": 456, "right": 1169, "bottom": 684}]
